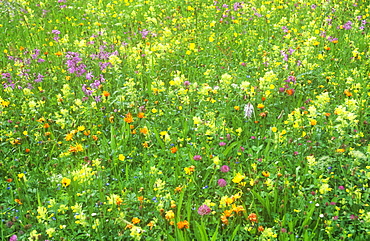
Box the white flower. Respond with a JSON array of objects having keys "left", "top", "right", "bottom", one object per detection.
[{"left": 244, "top": 103, "right": 254, "bottom": 118}]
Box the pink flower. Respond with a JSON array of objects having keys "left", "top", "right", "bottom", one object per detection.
[
  {"left": 219, "top": 142, "right": 226, "bottom": 146},
  {"left": 193, "top": 155, "right": 202, "bottom": 161},
  {"left": 338, "top": 185, "right": 345, "bottom": 190},
  {"left": 9, "top": 235, "right": 17, "bottom": 241},
  {"left": 220, "top": 165, "right": 230, "bottom": 173},
  {"left": 218, "top": 179, "right": 227, "bottom": 187},
  {"left": 198, "top": 205, "right": 211, "bottom": 215}
]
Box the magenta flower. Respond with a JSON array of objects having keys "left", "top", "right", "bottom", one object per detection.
[
  {"left": 220, "top": 165, "right": 230, "bottom": 173},
  {"left": 193, "top": 155, "right": 202, "bottom": 161},
  {"left": 219, "top": 142, "right": 226, "bottom": 146},
  {"left": 198, "top": 205, "right": 211, "bottom": 215},
  {"left": 338, "top": 186, "right": 345, "bottom": 190},
  {"left": 218, "top": 179, "right": 227, "bottom": 187},
  {"left": 9, "top": 235, "right": 17, "bottom": 241}
]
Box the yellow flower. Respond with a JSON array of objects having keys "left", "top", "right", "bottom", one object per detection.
[
  {"left": 61, "top": 177, "right": 71, "bottom": 187},
  {"left": 119, "top": 154, "right": 125, "bottom": 161},
  {"left": 165, "top": 210, "right": 175, "bottom": 220},
  {"left": 232, "top": 173, "right": 245, "bottom": 184}
]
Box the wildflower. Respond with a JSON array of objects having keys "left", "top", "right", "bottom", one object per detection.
[
  {"left": 244, "top": 103, "right": 254, "bottom": 118},
  {"left": 174, "top": 186, "right": 183, "bottom": 193},
  {"left": 258, "top": 226, "right": 265, "bottom": 232},
  {"left": 220, "top": 215, "right": 228, "bottom": 225},
  {"left": 262, "top": 171, "right": 270, "bottom": 177},
  {"left": 218, "top": 179, "right": 227, "bottom": 187},
  {"left": 271, "top": 127, "right": 277, "bottom": 132},
  {"left": 61, "top": 177, "right": 71, "bottom": 187},
  {"left": 119, "top": 153, "right": 125, "bottom": 161},
  {"left": 14, "top": 199, "right": 22, "bottom": 205},
  {"left": 234, "top": 106, "right": 240, "bottom": 111},
  {"left": 232, "top": 205, "right": 245, "bottom": 214},
  {"left": 9, "top": 235, "right": 17, "bottom": 241},
  {"left": 193, "top": 155, "right": 202, "bottom": 161},
  {"left": 132, "top": 217, "right": 140, "bottom": 224},
  {"left": 286, "top": 89, "right": 295, "bottom": 95},
  {"left": 232, "top": 173, "right": 245, "bottom": 183},
  {"left": 257, "top": 104, "right": 264, "bottom": 109},
  {"left": 310, "top": 119, "right": 317, "bottom": 125},
  {"left": 177, "top": 220, "right": 189, "bottom": 229},
  {"left": 248, "top": 213, "right": 258, "bottom": 223},
  {"left": 165, "top": 210, "right": 175, "bottom": 220},
  {"left": 170, "top": 146, "right": 178, "bottom": 153},
  {"left": 219, "top": 142, "right": 226, "bottom": 146},
  {"left": 103, "top": 91, "right": 110, "bottom": 97},
  {"left": 198, "top": 205, "right": 211, "bottom": 215},
  {"left": 124, "top": 113, "right": 134, "bottom": 123},
  {"left": 338, "top": 185, "right": 345, "bottom": 190},
  {"left": 140, "top": 127, "right": 148, "bottom": 135},
  {"left": 147, "top": 221, "right": 155, "bottom": 230},
  {"left": 184, "top": 166, "right": 195, "bottom": 175},
  {"left": 137, "top": 112, "right": 145, "bottom": 118},
  {"left": 220, "top": 165, "right": 230, "bottom": 173}
]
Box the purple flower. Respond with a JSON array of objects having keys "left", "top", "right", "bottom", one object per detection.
[
  {"left": 51, "top": 29, "right": 61, "bottom": 35},
  {"left": 220, "top": 165, "right": 230, "bottom": 173},
  {"left": 9, "top": 235, "right": 17, "bottom": 241},
  {"left": 338, "top": 185, "right": 345, "bottom": 190},
  {"left": 193, "top": 155, "right": 202, "bottom": 161},
  {"left": 198, "top": 205, "right": 211, "bottom": 215},
  {"left": 219, "top": 142, "right": 226, "bottom": 146},
  {"left": 218, "top": 179, "right": 227, "bottom": 187}
]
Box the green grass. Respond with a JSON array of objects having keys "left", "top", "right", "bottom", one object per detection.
[{"left": 0, "top": 0, "right": 369, "bottom": 240}]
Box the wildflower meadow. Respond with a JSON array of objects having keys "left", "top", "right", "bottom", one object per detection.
[{"left": 1, "top": 0, "right": 369, "bottom": 240}]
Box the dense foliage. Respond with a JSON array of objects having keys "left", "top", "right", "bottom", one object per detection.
[{"left": 1, "top": 0, "right": 369, "bottom": 240}]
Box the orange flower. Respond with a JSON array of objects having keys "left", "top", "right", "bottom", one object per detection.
[
  {"left": 248, "top": 213, "right": 258, "bottom": 223},
  {"left": 257, "top": 104, "right": 264, "bottom": 109},
  {"left": 223, "top": 209, "right": 233, "bottom": 217},
  {"left": 258, "top": 226, "right": 264, "bottom": 232},
  {"left": 324, "top": 113, "right": 331, "bottom": 117},
  {"left": 262, "top": 171, "right": 270, "bottom": 177},
  {"left": 286, "top": 89, "right": 295, "bottom": 95},
  {"left": 15, "top": 199, "right": 22, "bottom": 205},
  {"left": 232, "top": 205, "right": 245, "bottom": 214},
  {"left": 147, "top": 221, "right": 155, "bottom": 230},
  {"left": 174, "top": 186, "right": 183, "bottom": 193},
  {"left": 220, "top": 215, "right": 229, "bottom": 225},
  {"left": 343, "top": 89, "right": 352, "bottom": 97},
  {"left": 132, "top": 217, "right": 140, "bottom": 224},
  {"left": 140, "top": 127, "right": 148, "bottom": 135},
  {"left": 310, "top": 119, "right": 317, "bottom": 126},
  {"left": 138, "top": 112, "right": 145, "bottom": 118},
  {"left": 137, "top": 196, "right": 144, "bottom": 203},
  {"left": 170, "top": 146, "right": 178, "bottom": 153},
  {"left": 43, "top": 123, "right": 50, "bottom": 128},
  {"left": 25, "top": 148, "right": 30, "bottom": 153},
  {"left": 124, "top": 113, "right": 133, "bottom": 123},
  {"left": 65, "top": 133, "right": 74, "bottom": 141},
  {"left": 103, "top": 91, "right": 110, "bottom": 97},
  {"left": 177, "top": 220, "right": 189, "bottom": 229}
]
